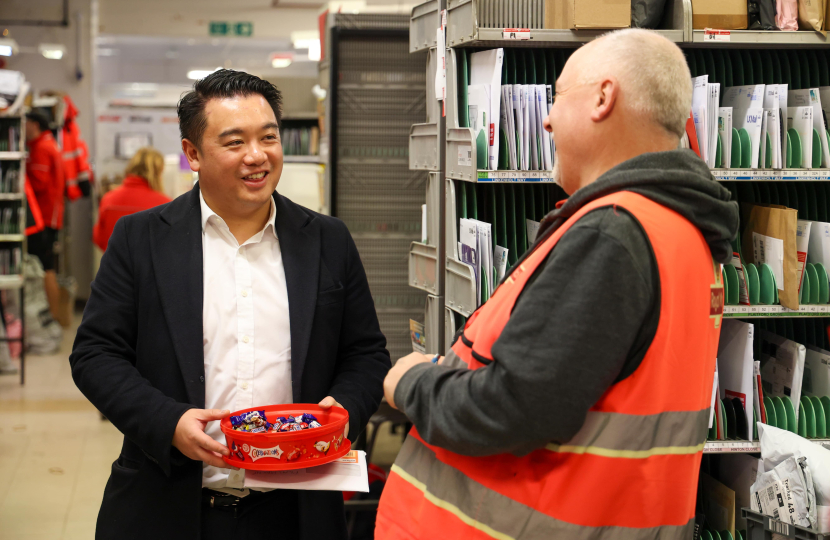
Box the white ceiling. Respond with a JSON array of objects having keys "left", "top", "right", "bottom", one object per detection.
[{"left": 96, "top": 34, "right": 320, "bottom": 85}]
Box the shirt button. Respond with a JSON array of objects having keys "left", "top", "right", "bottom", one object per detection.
[
  {"left": 199, "top": 375, "right": 205, "bottom": 383},
  {"left": 241, "top": 290, "right": 248, "bottom": 297},
  {"left": 242, "top": 335, "right": 250, "bottom": 343},
  {"left": 241, "top": 381, "right": 249, "bottom": 390}
]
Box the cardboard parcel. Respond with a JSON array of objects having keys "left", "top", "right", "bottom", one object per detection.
[{"left": 742, "top": 204, "right": 800, "bottom": 310}]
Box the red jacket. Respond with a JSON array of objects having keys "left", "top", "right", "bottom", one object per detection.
[
  {"left": 93, "top": 176, "right": 171, "bottom": 251},
  {"left": 26, "top": 130, "right": 65, "bottom": 230},
  {"left": 61, "top": 95, "right": 92, "bottom": 201}
]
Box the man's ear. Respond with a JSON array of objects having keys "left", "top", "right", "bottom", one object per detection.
[
  {"left": 590, "top": 78, "right": 618, "bottom": 123},
  {"left": 181, "top": 139, "right": 200, "bottom": 172}
]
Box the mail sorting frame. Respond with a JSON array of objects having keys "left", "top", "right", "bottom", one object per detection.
[
  {"left": 407, "top": 3, "right": 451, "bottom": 353},
  {"left": 0, "top": 110, "right": 28, "bottom": 386},
  {"left": 411, "top": 6, "right": 830, "bottom": 534}
]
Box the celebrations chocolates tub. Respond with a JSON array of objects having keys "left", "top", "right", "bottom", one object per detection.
[{"left": 221, "top": 404, "right": 350, "bottom": 470}]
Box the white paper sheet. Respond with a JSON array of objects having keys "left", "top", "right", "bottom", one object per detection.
[
  {"left": 708, "top": 83, "right": 721, "bottom": 168},
  {"left": 528, "top": 86, "right": 539, "bottom": 170},
  {"left": 804, "top": 346, "right": 830, "bottom": 398},
  {"left": 718, "top": 107, "right": 733, "bottom": 169},
  {"left": 797, "top": 220, "right": 812, "bottom": 294},
  {"left": 536, "top": 85, "right": 552, "bottom": 170},
  {"left": 723, "top": 84, "right": 767, "bottom": 112},
  {"left": 808, "top": 221, "right": 830, "bottom": 268},
  {"left": 718, "top": 319, "right": 757, "bottom": 442},
  {"left": 494, "top": 246, "right": 509, "bottom": 282},
  {"left": 692, "top": 76, "right": 710, "bottom": 162},
  {"left": 753, "top": 232, "right": 785, "bottom": 289},
  {"left": 787, "top": 106, "right": 814, "bottom": 170},
  {"left": 790, "top": 89, "right": 830, "bottom": 168},
  {"left": 512, "top": 85, "right": 524, "bottom": 170},
  {"left": 470, "top": 49, "right": 504, "bottom": 171},
  {"left": 460, "top": 218, "right": 480, "bottom": 304},
  {"left": 759, "top": 331, "right": 806, "bottom": 421},
  {"left": 468, "top": 84, "right": 491, "bottom": 170},
  {"left": 245, "top": 451, "right": 369, "bottom": 492},
  {"left": 736, "top": 108, "right": 765, "bottom": 169}
]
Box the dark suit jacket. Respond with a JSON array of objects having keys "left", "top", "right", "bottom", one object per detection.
[{"left": 70, "top": 184, "right": 391, "bottom": 540}]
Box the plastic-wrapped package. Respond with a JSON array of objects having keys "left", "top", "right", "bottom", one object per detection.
[
  {"left": 776, "top": 0, "right": 799, "bottom": 29},
  {"left": 750, "top": 455, "right": 814, "bottom": 527},
  {"left": 758, "top": 423, "right": 830, "bottom": 532}
]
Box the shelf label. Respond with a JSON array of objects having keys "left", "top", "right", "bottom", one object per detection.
[
  {"left": 503, "top": 28, "right": 531, "bottom": 40},
  {"left": 458, "top": 145, "right": 472, "bottom": 167},
  {"left": 703, "top": 28, "right": 731, "bottom": 41}
]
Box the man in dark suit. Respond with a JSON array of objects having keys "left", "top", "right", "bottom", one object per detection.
[{"left": 70, "top": 69, "right": 391, "bottom": 540}]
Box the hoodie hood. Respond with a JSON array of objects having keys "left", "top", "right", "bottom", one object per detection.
[
  {"left": 63, "top": 95, "right": 79, "bottom": 124},
  {"left": 538, "top": 149, "right": 739, "bottom": 263}
]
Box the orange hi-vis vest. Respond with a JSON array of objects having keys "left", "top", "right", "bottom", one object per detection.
[{"left": 376, "top": 191, "right": 725, "bottom": 540}]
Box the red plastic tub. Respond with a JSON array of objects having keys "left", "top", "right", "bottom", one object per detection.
[{"left": 221, "top": 404, "right": 350, "bottom": 471}]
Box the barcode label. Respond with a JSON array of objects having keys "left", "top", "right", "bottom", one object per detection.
[{"left": 458, "top": 145, "right": 472, "bottom": 167}]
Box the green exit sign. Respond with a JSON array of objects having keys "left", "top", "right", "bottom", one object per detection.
[
  {"left": 234, "top": 22, "right": 253, "bottom": 36},
  {"left": 210, "top": 21, "right": 253, "bottom": 37},
  {"left": 209, "top": 21, "right": 229, "bottom": 36}
]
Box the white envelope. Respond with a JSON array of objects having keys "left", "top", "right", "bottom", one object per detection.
[
  {"left": 467, "top": 84, "right": 491, "bottom": 170},
  {"left": 723, "top": 84, "right": 767, "bottom": 111},
  {"left": 764, "top": 84, "right": 780, "bottom": 111},
  {"left": 528, "top": 85, "right": 539, "bottom": 170},
  {"left": 717, "top": 319, "right": 757, "bottom": 442},
  {"left": 501, "top": 87, "right": 517, "bottom": 170},
  {"left": 470, "top": 49, "right": 504, "bottom": 171},
  {"left": 765, "top": 109, "right": 783, "bottom": 169},
  {"left": 759, "top": 331, "right": 806, "bottom": 422},
  {"left": 512, "top": 85, "right": 526, "bottom": 170},
  {"left": 760, "top": 112, "right": 769, "bottom": 169},
  {"left": 787, "top": 106, "right": 814, "bottom": 170},
  {"left": 790, "top": 89, "right": 830, "bottom": 168},
  {"left": 808, "top": 221, "right": 830, "bottom": 268},
  {"left": 778, "top": 86, "right": 789, "bottom": 168},
  {"left": 804, "top": 345, "right": 830, "bottom": 398},
  {"left": 735, "top": 108, "right": 764, "bottom": 169},
  {"left": 536, "top": 84, "right": 552, "bottom": 170},
  {"left": 708, "top": 83, "right": 721, "bottom": 168},
  {"left": 244, "top": 451, "right": 370, "bottom": 492},
  {"left": 718, "top": 107, "right": 733, "bottom": 169},
  {"left": 692, "top": 76, "right": 710, "bottom": 162}
]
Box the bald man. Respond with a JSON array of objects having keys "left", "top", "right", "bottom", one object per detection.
[{"left": 376, "top": 29, "right": 739, "bottom": 539}]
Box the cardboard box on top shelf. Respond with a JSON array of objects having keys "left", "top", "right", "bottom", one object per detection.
[
  {"left": 545, "top": 0, "right": 630, "bottom": 30},
  {"left": 691, "top": 0, "right": 748, "bottom": 29}
]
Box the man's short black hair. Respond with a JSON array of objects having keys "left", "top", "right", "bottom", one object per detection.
[
  {"left": 26, "top": 112, "right": 51, "bottom": 133},
  {"left": 177, "top": 69, "right": 283, "bottom": 148}
]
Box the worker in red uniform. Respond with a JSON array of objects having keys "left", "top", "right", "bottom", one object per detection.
[
  {"left": 25, "top": 111, "right": 65, "bottom": 320},
  {"left": 61, "top": 95, "right": 93, "bottom": 201},
  {"left": 93, "top": 147, "right": 171, "bottom": 251}
]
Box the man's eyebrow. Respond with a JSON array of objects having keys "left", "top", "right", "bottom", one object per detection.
[{"left": 218, "top": 122, "right": 280, "bottom": 139}]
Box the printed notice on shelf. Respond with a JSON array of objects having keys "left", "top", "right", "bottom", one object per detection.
[
  {"left": 245, "top": 451, "right": 369, "bottom": 492},
  {"left": 703, "top": 29, "right": 731, "bottom": 41},
  {"left": 503, "top": 28, "right": 530, "bottom": 40},
  {"left": 753, "top": 233, "right": 785, "bottom": 289},
  {"left": 458, "top": 145, "right": 472, "bottom": 167}
]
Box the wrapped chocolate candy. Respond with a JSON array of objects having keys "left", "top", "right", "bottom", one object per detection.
[{"left": 230, "top": 410, "right": 270, "bottom": 432}]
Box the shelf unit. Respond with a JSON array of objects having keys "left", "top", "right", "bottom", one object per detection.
[
  {"left": 408, "top": 1, "right": 830, "bottom": 535},
  {"left": 0, "top": 110, "right": 27, "bottom": 385}
]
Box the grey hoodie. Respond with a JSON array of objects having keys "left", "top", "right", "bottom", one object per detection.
[{"left": 394, "top": 149, "right": 739, "bottom": 456}]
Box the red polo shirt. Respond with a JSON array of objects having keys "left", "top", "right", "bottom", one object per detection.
[
  {"left": 93, "top": 176, "right": 171, "bottom": 251},
  {"left": 26, "top": 130, "right": 66, "bottom": 230}
]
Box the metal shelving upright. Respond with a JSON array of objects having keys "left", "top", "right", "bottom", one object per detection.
[
  {"left": 0, "top": 110, "right": 28, "bottom": 384},
  {"left": 321, "top": 13, "right": 430, "bottom": 362}
]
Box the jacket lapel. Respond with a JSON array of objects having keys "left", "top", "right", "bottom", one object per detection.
[
  {"left": 149, "top": 185, "right": 205, "bottom": 407},
  {"left": 274, "top": 193, "right": 320, "bottom": 402}
]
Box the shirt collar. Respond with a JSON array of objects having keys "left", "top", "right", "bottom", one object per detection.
[{"left": 199, "top": 190, "right": 277, "bottom": 239}]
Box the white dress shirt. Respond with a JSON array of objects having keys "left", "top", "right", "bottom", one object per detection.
[{"left": 200, "top": 192, "right": 293, "bottom": 490}]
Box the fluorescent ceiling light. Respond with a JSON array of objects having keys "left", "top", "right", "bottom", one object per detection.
[
  {"left": 291, "top": 31, "right": 321, "bottom": 62},
  {"left": 0, "top": 38, "right": 18, "bottom": 57},
  {"left": 187, "top": 68, "right": 219, "bottom": 80},
  {"left": 271, "top": 58, "right": 292, "bottom": 68},
  {"left": 39, "top": 43, "right": 66, "bottom": 60}
]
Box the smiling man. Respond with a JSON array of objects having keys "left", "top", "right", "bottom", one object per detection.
[{"left": 70, "top": 70, "right": 390, "bottom": 540}]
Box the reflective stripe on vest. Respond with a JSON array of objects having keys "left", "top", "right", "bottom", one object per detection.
[{"left": 376, "top": 192, "right": 723, "bottom": 540}]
